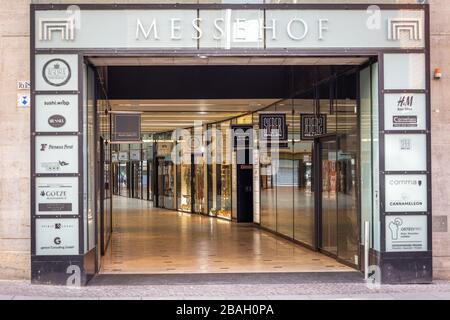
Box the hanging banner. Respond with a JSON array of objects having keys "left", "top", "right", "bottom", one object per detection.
[
  {"left": 130, "top": 150, "right": 141, "bottom": 161},
  {"left": 300, "top": 114, "right": 327, "bottom": 140},
  {"left": 118, "top": 151, "right": 129, "bottom": 161},
  {"left": 259, "top": 113, "right": 288, "bottom": 148},
  {"left": 112, "top": 113, "right": 141, "bottom": 143},
  {"left": 156, "top": 142, "right": 174, "bottom": 157}
]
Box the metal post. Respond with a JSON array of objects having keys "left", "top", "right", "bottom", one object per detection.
[{"left": 364, "top": 220, "right": 370, "bottom": 280}]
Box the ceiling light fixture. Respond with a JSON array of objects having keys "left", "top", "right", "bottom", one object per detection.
[{"left": 198, "top": 55, "right": 208, "bottom": 59}]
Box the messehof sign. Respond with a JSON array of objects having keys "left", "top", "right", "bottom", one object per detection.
[{"left": 35, "top": 8, "right": 425, "bottom": 49}]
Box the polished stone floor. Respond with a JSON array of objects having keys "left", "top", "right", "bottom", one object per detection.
[{"left": 101, "top": 197, "right": 352, "bottom": 274}]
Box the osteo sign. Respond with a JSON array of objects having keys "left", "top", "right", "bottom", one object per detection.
[{"left": 35, "top": 9, "right": 425, "bottom": 49}]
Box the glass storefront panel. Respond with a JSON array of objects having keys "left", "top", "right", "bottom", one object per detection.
[
  {"left": 259, "top": 105, "right": 277, "bottom": 231},
  {"left": 276, "top": 101, "right": 294, "bottom": 239},
  {"left": 360, "top": 66, "right": 373, "bottom": 248},
  {"left": 178, "top": 130, "right": 192, "bottom": 213},
  {"left": 216, "top": 121, "right": 232, "bottom": 220},
  {"left": 293, "top": 98, "right": 315, "bottom": 246},
  {"left": 207, "top": 124, "right": 217, "bottom": 216},
  {"left": 336, "top": 74, "right": 359, "bottom": 265},
  {"left": 142, "top": 161, "right": 148, "bottom": 201},
  {"left": 119, "top": 162, "right": 128, "bottom": 197},
  {"left": 193, "top": 125, "right": 207, "bottom": 214},
  {"left": 321, "top": 139, "right": 338, "bottom": 255}
]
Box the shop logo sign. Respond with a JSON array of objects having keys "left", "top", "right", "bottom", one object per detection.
[
  {"left": 389, "top": 179, "right": 422, "bottom": 186},
  {"left": 42, "top": 59, "right": 72, "bottom": 87},
  {"left": 39, "top": 18, "right": 76, "bottom": 41},
  {"left": 400, "top": 138, "right": 411, "bottom": 150},
  {"left": 48, "top": 115, "right": 67, "bottom": 128},
  {"left": 397, "top": 95, "right": 414, "bottom": 110},
  {"left": 393, "top": 115, "right": 417, "bottom": 128},
  {"left": 259, "top": 114, "right": 288, "bottom": 141},
  {"left": 389, "top": 217, "right": 403, "bottom": 240},
  {"left": 41, "top": 161, "right": 70, "bottom": 172},
  {"left": 388, "top": 19, "right": 422, "bottom": 41},
  {"left": 301, "top": 114, "right": 327, "bottom": 140}
]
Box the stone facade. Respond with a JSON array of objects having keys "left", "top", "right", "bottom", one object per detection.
[{"left": 0, "top": 0, "right": 449, "bottom": 280}]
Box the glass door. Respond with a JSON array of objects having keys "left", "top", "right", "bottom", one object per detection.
[
  {"left": 317, "top": 135, "right": 359, "bottom": 267},
  {"left": 318, "top": 136, "right": 338, "bottom": 256}
]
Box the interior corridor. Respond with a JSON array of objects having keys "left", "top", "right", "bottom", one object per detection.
[{"left": 101, "top": 197, "right": 353, "bottom": 274}]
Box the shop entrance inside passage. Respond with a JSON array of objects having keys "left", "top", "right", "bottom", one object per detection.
[{"left": 86, "top": 56, "right": 376, "bottom": 275}]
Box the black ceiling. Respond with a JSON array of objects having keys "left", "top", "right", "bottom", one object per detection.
[{"left": 105, "top": 65, "right": 357, "bottom": 100}]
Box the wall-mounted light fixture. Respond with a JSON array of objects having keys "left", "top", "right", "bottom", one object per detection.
[{"left": 434, "top": 68, "right": 442, "bottom": 80}]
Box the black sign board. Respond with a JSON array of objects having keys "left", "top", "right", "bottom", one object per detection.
[
  {"left": 112, "top": 113, "right": 141, "bottom": 142},
  {"left": 259, "top": 113, "right": 288, "bottom": 141},
  {"left": 301, "top": 114, "right": 327, "bottom": 140}
]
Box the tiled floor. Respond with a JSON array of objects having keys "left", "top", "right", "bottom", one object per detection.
[{"left": 101, "top": 197, "right": 353, "bottom": 274}]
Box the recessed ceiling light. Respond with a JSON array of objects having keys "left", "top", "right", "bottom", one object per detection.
[{"left": 198, "top": 55, "right": 208, "bottom": 59}]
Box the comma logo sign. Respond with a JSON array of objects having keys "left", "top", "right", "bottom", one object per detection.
[
  {"left": 388, "top": 19, "right": 422, "bottom": 41},
  {"left": 43, "top": 59, "right": 72, "bottom": 87}
]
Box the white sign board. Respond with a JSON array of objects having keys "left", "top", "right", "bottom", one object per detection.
[
  {"left": 35, "top": 95, "right": 78, "bottom": 132},
  {"left": 36, "top": 218, "right": 79, "bottom": 255},
  {"left": 384, "top": 53, "right": 426, "bottom": 90},
  {"left": 384, "top": 134, "right": 427, "bottom": 171},
  {"left": 384, "top": 94, "right": 426, "bottom": 131},
  {"left": 130, "top": 150, "right": 141, "bottom": 161},
  {"left": 35, "top": 9, "right": 425, "bottom": 50},
  {"left": 385, "top": 175, "right": 427, "bottom": 212},
  {"left": 36, "top": 136, "right": 79, "bottom": 174},
  {"left": 386, "top": 215, "right": 427, "bottom": 252},
  {"left": 36, "top": 177, "right": 79, "bottom": 216},
  {"left": 118, "top": 151, "right": 129, "bottom": 161},
  {"left": 35, "top": 54, "right": 79, "bottom": 91}
]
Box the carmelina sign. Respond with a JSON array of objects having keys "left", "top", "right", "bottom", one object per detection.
[{"left": 35, "top": 9, "right": 425, "bottom": 49}]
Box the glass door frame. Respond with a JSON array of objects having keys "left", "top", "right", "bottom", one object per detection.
[{"left": 314, "top": 134, "right": 361, "bottom": 269}]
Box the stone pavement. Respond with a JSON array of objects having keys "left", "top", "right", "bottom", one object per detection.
[{"left": 1, "top": 273, "right": 450, "bottom": 300}]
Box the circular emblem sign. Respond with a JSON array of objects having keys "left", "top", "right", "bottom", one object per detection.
[{"left": 42, "top": 59, "right": 71, "bottom": 87}]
